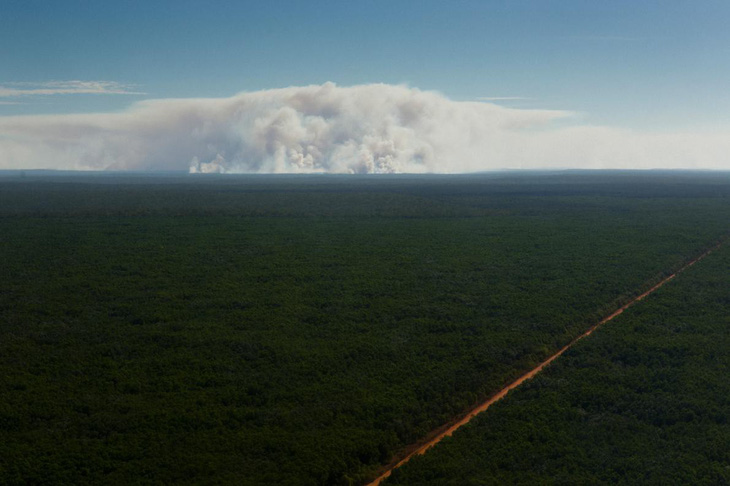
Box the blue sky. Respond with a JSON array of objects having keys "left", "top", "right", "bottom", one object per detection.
[
  {"left": 1, "top": 1, "right": 729, "bottom": 172},
  {"left": 2, "top": 0, "right": 728, "bottom": 128}
]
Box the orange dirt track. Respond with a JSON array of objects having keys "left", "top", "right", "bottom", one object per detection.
[{"left": 366, "top": 241, "right": 723, "bottom": 486}]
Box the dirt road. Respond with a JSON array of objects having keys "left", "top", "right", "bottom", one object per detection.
[{"left": 366, "top": 241, "right": 723, "bottom": 486}]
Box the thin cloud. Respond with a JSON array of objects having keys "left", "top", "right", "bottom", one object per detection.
[
  {"left": 0, "top": 80, "right": 145, "bottom": 97},
  {"left": 564, "top": 35, "right": 646, "bottom": 42},
  {"left": 477, "top": 97, "right": 530, "bottom": 101}
]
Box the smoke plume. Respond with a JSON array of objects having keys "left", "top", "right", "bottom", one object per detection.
[{"left": 1, "top": 83, "right": 729, "bottom": 172}]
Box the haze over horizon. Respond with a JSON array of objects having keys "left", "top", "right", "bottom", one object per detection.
[{"left": 2, "top": 1, "right": 729, "bottom": 173}]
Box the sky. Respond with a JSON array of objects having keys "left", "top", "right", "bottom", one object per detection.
[{"left": 1, "top": 0, "right": 729, "bottom": 173}]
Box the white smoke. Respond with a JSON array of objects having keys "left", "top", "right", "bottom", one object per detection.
[{"left": 1, "top": 82, "right": 729, "bottom": 172}]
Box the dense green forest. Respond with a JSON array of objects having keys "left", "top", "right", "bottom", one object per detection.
[
  {"left": 386, "top": 242, "right": 730, "bottom": 485},
  {"left": 1, "top": 171, "right": 729, "bottom": 484}
]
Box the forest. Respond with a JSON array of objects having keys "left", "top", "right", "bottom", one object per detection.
[
  {"left": 1, "top": 171, "right": 729, "bottom": 484},
  {"left": 385, "top": 241, "right": 730, "bottom": 485}
]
